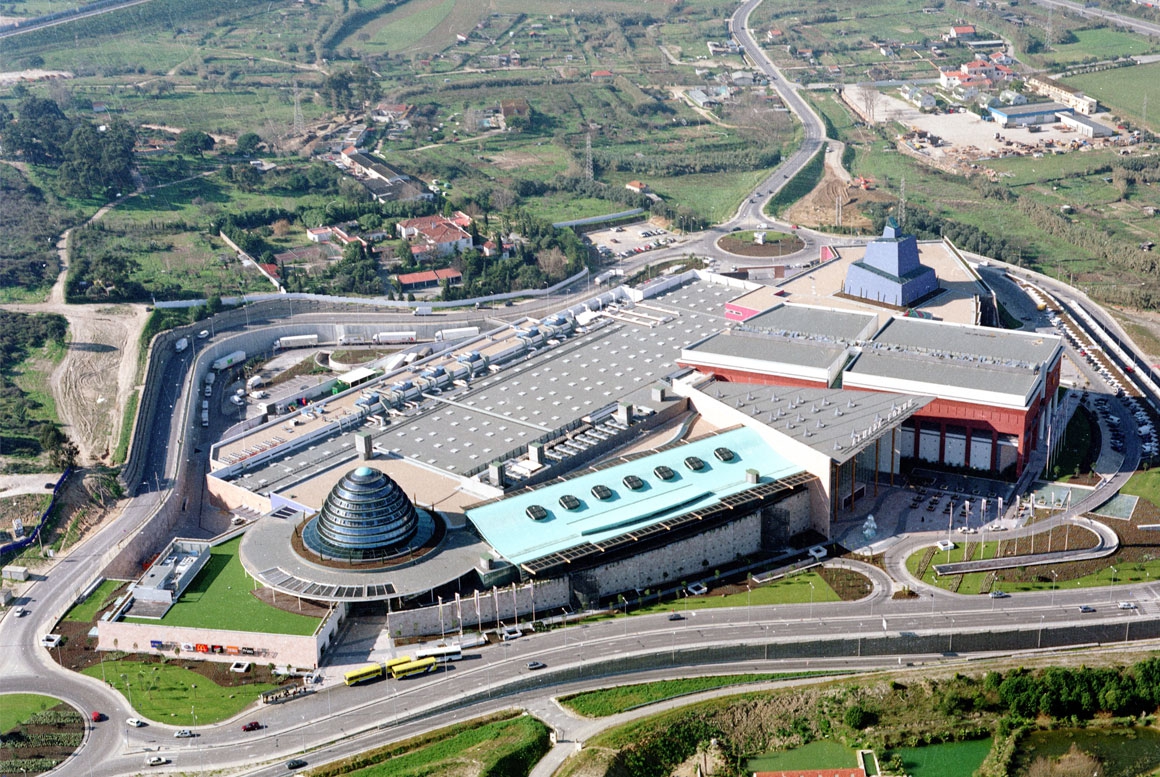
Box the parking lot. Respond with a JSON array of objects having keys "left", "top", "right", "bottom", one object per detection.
[{"left": 586, "top": 223, "right": 680, "bottom": 262}]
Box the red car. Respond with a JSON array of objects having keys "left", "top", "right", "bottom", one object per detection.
[
  {"left": 242, "top": 721, "right": 261, "bottom": 732},
  {"left": 91, "top": 712, "right": 103, "bottom": 723}
]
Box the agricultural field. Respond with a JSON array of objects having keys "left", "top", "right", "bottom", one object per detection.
[{"left": 1070, "top": 62, "right": 1160, "bottom": 131}]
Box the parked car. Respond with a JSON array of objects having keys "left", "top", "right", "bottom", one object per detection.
[
  {"left": 174, "top": 729, "right": 194, "bottom": 738},
  {"left": 126, "top": 718, "right": 146, "bottom": 727},
  {"left": 242, "top": 721, "right": 261, "bottom": 732},
  {"left": 526, "top": 661, "right": 546, "bottom": 671}
]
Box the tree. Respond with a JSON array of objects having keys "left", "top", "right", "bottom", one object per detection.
[
  {"left": 235, "top": 132, "right": 261, "bottom": 156},
  {"left": 843, "top": 703, "right": 875, "bottom": 729},
  {"left": 175, "top": 130, "right": 215, "bottom": 156},
  {"left": 38, "top": 424, "right": 79, "bottom": 469}
]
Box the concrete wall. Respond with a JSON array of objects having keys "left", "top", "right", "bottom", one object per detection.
[
  {"left": 384, "top": 578, "right": 571, "bottom": 639},
  {"left": 97, "top": 615, "right": 331, "bottom": 668},
  {"left": 574, "top": 513, "right": 763, "bottom": 599}
]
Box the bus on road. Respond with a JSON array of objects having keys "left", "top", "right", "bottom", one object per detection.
[
  {"left": 414, "top": 645, "right": 463, "bottom": 663},
  {"left": 344, "top": 663, "right": 385, "bottom": 686},
  {"left": 389, "top": 657, "right": 438, "bottom": 680}
]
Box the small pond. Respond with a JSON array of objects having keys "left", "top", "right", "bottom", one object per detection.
[
  {"left": 1013, "top": 726, "right": 1160, "bottom": 777},
  {"left": 746, "top": 740, "right": 858, "bottom": 772},
  {"left": 887, "top": 738, "right": 992, "bottom": 777}
]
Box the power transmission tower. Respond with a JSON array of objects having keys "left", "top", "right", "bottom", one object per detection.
[
  {"left": 292, "top": 82, "right": 306, "bottom": 138},
  {"left": 585, "top": 132, "right": 593, "bottom": 182}
]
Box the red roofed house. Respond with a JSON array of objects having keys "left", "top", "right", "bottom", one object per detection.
[
  {"left": 949, "top": 24, "right": 976, "bottom": 39},
  {"left": 591, "top": 70, "right": 614, "bottom": 81},
  {"left": 397, "top": 212, "right": 473, "bottom": 257},
  {"left": 396, "top": 267, "right": 462, "bottom": 291},
  {"left": 625, "top": 180, "right": 649, "bottom": 194}
]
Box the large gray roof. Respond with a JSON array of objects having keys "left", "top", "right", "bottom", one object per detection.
[
  {"left": 694, "top": 378, "right": 931, "bottom": 464},
  {"left": 685, "top": 330, "right": 847, "bottom": 370},
  {"left": 870, "top": 317, "right": 1061, "bottom": 365},
  {"left": 227, "top": 281, "right": 738, "bottom": 493},
  {"left": 740, "top": 304, "right": 877, "bottom": 341}
]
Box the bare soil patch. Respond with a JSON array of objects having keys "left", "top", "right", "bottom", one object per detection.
[
  {"left": 487, "top": 149, "right": 553, "bottom": 171},
  {"left": 784, "top": 147, "right": 893, "bottom": 231}
]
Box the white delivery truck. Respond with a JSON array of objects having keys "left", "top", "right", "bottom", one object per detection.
[{"left": 175, "top": 337, "right": 189, "bottom": 353}]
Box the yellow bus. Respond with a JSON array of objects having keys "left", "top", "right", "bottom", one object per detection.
[
  {"left": 389, "top": 656, "right": 438, "bottom": 680},
  {"left": 343, "top": 663, "right": 385, "bottom": 686},
  {"left": 384, "top": 656, "right": 413, "bottom": 675}
]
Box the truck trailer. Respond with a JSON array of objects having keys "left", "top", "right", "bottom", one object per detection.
[
  {"left": 212, "top": 350, "right": 246, "bottom": 371},
  {"left": 275, "top": 335, "right": 319, "bottom": 350}
]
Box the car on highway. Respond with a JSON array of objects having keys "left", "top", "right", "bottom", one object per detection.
[
  {"left": 526, "top": 661, "right": 546, "bottom": 671},
  {"left": 286, "top": 759, "right": 308, "bottom": 769},
  {"left": 989, "top": 590, "right": 1009, "bottom": 599},
  {"left": 668, "top": 612, "right": 685, "bottom": 621},
  {"left": 145, "top": 756, "right": 169, "bottom": 766},
  {"left": 1118, "top": 601, "right": 1138, "bottom": 610},
  {"left": 174, "top": 729, "right": 195, "bottom": 738},
  {"left": 13, "top": 606, "right": 27, "bottom": 616},
  {"left": 242, "top": 721, "right": 261, "bottom": 732},
  {"left": 1079, "top": 605, "right": 1096, "bottom": 613},
  {"left": 197, "top": 330, "right": 209, "bottom": 339},
  {"left": 126, "top": 718, "right": 146, "bottom": 727},
  {"left": 91, "top": 711, "right": 103, "bottom": 723}
]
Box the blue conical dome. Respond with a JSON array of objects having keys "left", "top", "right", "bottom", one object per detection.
[{"left": 303, "top": 467, "right": 419, "bottom": 560}]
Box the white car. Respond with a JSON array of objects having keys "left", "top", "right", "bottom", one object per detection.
[
  {"left": 145, "top": 756, "right": 169, "bottom": 766},
  {"left": 197, "top": 329, "right": 209, "bottom": 339},
  {"left": 127, "top": 718, "right": 146, "bottom": 727},
  {"left": 13, "top": 607, "right": 27, "bottom": 617},
  {"left": 1118, "top": 601, "right": 1138, "bottom": 610},
  {"left": 174, "top": 729, "right": 194, "bottom": 738}
]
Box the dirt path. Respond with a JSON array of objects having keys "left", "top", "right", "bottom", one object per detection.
[
  {"left": 783, "top": 143, "right": 892, "bottom": 231},
  {"left": 1, "top": 189, "right": 150, "bottom": 467}
]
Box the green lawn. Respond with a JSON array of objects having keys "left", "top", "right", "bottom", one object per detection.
[
  {"left": 123, "top": 538, "right": 321, "bottom": 635},
  {"left": 1121, "top": 469, "right": 1160, "bottom": 508},
  {"left": 80, "top": 660, "right": 277, "bottom": 725},
  {"left": 1070, "top": 63, "right": 1160, "bottom": 132},
  {"left": 0, "top": 694, "right": 66, "bottom": 733},
  {"left": 341, "top": 714, "right": 550, "bottom": 777},
  {"left": 560, "top": 672, "right": 845, "bottom": 717},
  {"left": 64, "top": 579, "right": 125, "bottom": 623},
  {"left": 626, "top": 571, "right": 840, "bottom": 617}
]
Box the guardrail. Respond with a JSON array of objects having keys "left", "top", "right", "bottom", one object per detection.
[{"left": 0, "top": 468, "right": 71, "bottom": 559}]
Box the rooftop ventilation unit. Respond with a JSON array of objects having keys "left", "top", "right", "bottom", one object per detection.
[
  {"left": 558, "top": 494, "right": 582, "bottom": 511},
  {"left": 623, "top": 474, "right": 645, "bottom": 491},
  {"left": 526, "top": 504, "right": 549, "bottom": 521},
  {"left": 654, "top": 465, "right": 676, "bottom": 481},
  {"left": 684, "top": 456, "right": 706, "bottom": 472}
]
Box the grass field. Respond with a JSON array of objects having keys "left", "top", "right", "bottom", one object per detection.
[
  {"left": 9, "top": 336, "right": 66, "bottom": 434},
  {"left": 64, "top": 579, "right": 125, "bottom": 623},
  {"left": 560, "top": 672, "right": 844, "bottom": 717},
  {"left": 1069, "top": 63, "right": 1160, "bottom": 132},
  {"left": 1121, "top": 469, "right": 1160, "bottom": 508},
  {"left": 329, "top": 714, "right": 550, "bottom": 777},
  {"left": 626, "top": 571, "right": 840, "bottom": 617},
  {"left": 1039, "top": 28, "right": 1158, "bottom": 67},
  {"left": 80, "top": 660, "right": 276, "bottom": 724},
  {"left": 0, "top": 694, "right": 66, "bottom": 734},
  {"left": 122, "top": 537, "right": 321, "bottom": 635}
]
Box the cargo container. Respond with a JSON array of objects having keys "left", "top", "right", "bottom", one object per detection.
[
  {"left": 274, "top": 335, "right": 318, "bottom": 350},
  {"left": 212, "top": 350, "right": 246, "bottom": 371}
]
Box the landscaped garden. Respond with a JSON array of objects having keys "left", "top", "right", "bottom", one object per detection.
[{"left": 0, "top": 694, "right": 84, "bottom": 775}]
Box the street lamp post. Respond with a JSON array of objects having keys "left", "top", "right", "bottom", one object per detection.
[
  {"left": 1051, "top": 570, "right": 1058, "bottom": 606},
  {"left": 746, "top": 583, "right": 752, "bottom": 625},
  {"left": 949, "top": 617, "right": 956, "bottom": 653},
  {"left": 809, "top": 581, "right": 815, "bottom": 619},
  {"left": 1038, "top": 615, "right": 1045, "bottom": 649}
]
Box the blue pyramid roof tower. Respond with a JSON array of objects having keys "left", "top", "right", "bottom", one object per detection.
[{"left": 842, "top": 219, "right": 938, "bottom": 307}]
